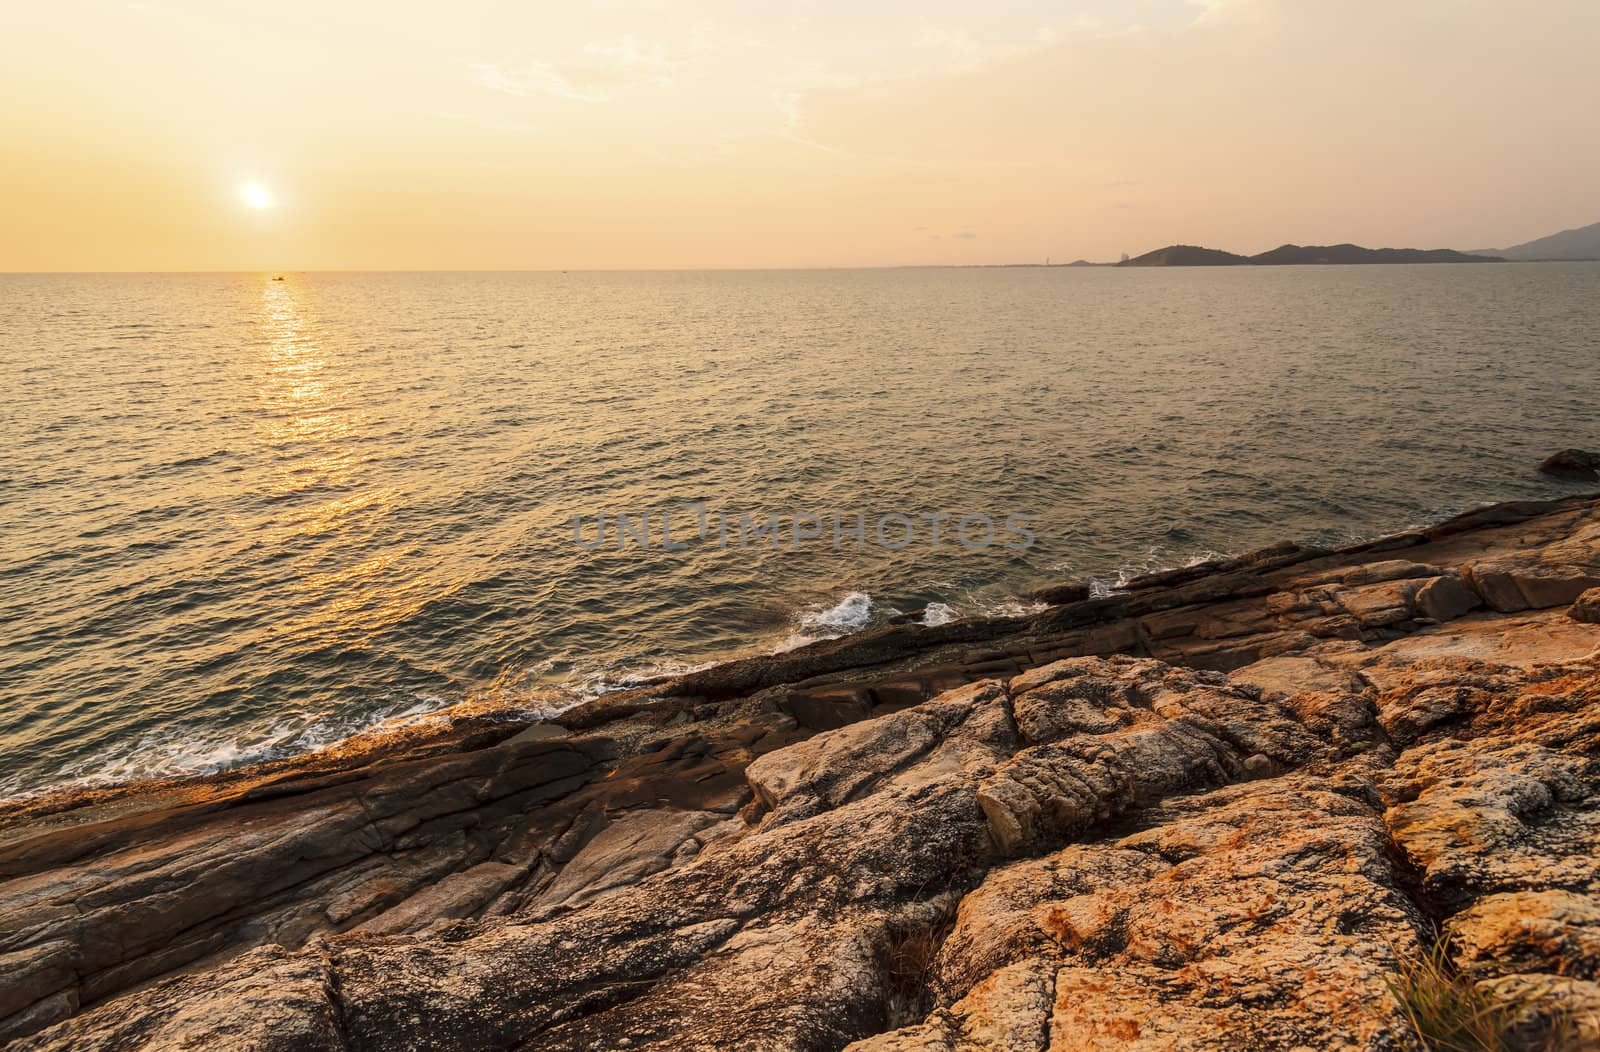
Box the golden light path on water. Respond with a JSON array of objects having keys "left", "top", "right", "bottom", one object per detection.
[{"left": 252, "top": 277, "right": 467, "bottom": 675}]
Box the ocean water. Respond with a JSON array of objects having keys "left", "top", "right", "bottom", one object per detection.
[{"left": 2, "top": 264, "right": 1598, "bottom": 798}]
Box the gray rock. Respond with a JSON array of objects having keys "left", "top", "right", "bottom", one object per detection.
[{"left": 1538, "top": 449, "right": 1600, "bottom": 480}]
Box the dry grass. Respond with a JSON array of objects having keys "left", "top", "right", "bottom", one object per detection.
[
  {"left": 1387, "top": 939, "right": 1581, "bottom": 1051},
  {"left": 882, "top": 916, "right": 956, "bottom": 1029}
]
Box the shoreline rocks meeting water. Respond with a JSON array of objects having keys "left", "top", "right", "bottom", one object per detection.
[{"left": 3, "top": 493, "right": 1600, "bottom": 1049}]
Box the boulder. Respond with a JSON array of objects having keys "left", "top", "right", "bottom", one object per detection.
[
  {"left": 1413, "top": 574, "right": 1484, "bottom": 622},
  {"left": 1538, "top": 449, "right": 1600, "bottom": 481}
]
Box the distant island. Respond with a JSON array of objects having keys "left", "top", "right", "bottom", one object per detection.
[
  {"left": 1101, "top": 219, "right": 1600, "bottom": 267},
  {"left": 916, "top": 218, "right": 1600, "bottom": 269},
  {"left": 1472, "top": 220, "right": 1600, "bottom": 261},
  {"left": 1118, "top": 243, "right": 1504, "bottom": 266}
]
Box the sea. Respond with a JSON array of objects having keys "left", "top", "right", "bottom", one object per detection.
[{"left": 2, "top": 263, "right": 1597, "bottom": 798}]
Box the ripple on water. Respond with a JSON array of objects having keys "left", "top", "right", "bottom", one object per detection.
[{"left": 1, "top": 265, "right": 1598, "bottom": 796}]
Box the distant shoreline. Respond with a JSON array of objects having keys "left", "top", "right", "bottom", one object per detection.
[
  {"left": 896, "top": 258, "right": 1598, "bottom": 269},
  {"left": 1114, "top": 242, "right": 1504, "bottom": 267}
]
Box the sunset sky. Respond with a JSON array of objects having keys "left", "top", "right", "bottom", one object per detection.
[{"left": 3, "top": 0, "right": 1597, "bottom": 271}]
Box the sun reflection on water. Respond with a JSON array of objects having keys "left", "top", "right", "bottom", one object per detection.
[
  {"left": 253, "top": 277, "right": 465, "bottom": 641},
  {"left": 257, "top": 277, "right": 354, "bottom": 494}
]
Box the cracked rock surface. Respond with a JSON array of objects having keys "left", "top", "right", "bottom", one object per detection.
[{"left": 3, "top": 495, "right": 1600, "bottom": 1049}]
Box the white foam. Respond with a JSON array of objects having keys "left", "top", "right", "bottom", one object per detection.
[
  {"left": 568, "top": 658, "right": 718, "bottom": 699},
  {"left": 768, "top": 591, "right": 877, "bottom": 653},
  {"left": 801, "top": 591, "right": 874, "bottom": 632},
  {"left": 920, "top": 602, "right": 959, "bottom": 626},
  {"left": 1093, "top": 542, "right": 1246, "bottom": 597},
  {"left": 11, "top": 693, "right": 464, "bottom": 801}
]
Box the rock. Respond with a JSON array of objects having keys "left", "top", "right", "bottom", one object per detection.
[
  {"left": 1413, "top": 574, "right": 1483, "bottom": 623},
  {"left": 1380, "top": 666, "right": 1600, "bottom": 913},
  {"left": 1460, "top": 521, "right": 1600, "bottom": 611},
  {"left": 1289, "top": 559, "right": 1440, "bottom": 589},
  {"left": 747, "top": 682, "right": 1003, "bottom": 823},
  {"left": 15, "top": 659, "right": 1407, "bottom": 1052},
  {"left": 887, "top": 769, "right": 1425, "bottom": 1051},
  {"left": 1450, "top": 890, "right": 1600, "bottom": 979},
  {"left": 1477, "top": 973, "right": 1600, "bottom": 1048},
  {"left": 503, "top": 723, "right": 571, "bottom": 744},
  {"left": 783, "top": 687, "right": 873, "bottom": 731},
  {"left": 1352, "top": 608, "right": 1600, "bottom": 671},
  {"left": 842, "top": 960, "right": 1055, "bottom": 1052},
  {"left": 531, "top": 809, "right": 721, "bottom": 910},
  {"left": 6, "top": 944, "right": 349, "bottom": 1052},
  {"left": 5, "top": 495, "right": 1600, "bottom": 1049},
  {"left": 974, "top": 660, "right": 1326, "bottom": 855},
  {"left": 354, "top": 860, "right": 532, "bottom": 935},
  {"left": 1539, "top": 449, "right": 1600, "bottom": 481},
  {"left": 1229, "top": 655, "right": 1358, "bottom": 697},
  {"left": 1242, "top": 753, "right": 1277, "bottom": 779},
  {"left": 1031, "top": 582, "right": 1092, "bottom": 606},
  {"left": 1572, "top": 587, "right": 1600, "bottom": 624}
]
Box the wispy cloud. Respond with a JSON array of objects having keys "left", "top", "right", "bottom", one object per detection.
[
  {"left": 1185, "top": 0, "right": 1277, "bottom": 27},
  {"left": 473, "top": 37, "right": 682, "bottom": 104}
]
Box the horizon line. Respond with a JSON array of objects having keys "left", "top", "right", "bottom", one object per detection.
[{"left": 9, "top": 260, "right": 1589, "bottom": 277}]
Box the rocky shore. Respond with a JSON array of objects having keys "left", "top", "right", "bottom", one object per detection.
[{"left": 4, "top": 495, "right": 1600, "bottom": 1050}]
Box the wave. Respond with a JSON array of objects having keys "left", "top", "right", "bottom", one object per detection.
[
  {"left": 770, "top": 589, "right": 1038, "bottom": 652},
  {"left": 1088, "top": 545, "right": 1236, "bottom": 597},
  {"left": 1, "top": 581, "right": 1091, "bottom": 802},
  {"left": 565, "top": 658, "right": 720, "bottom": 699},
  {"left": 803, "top": 591, "right": 875, "bottom": 633},
  {"left": 771, "top": 591, "right": 874, "bottom": 652},
  {"left": 0, "top": 657, "right": 729, "bottom": 802},
  {"left": 0, "top": 693, "right": 463, "bottom": 803}
]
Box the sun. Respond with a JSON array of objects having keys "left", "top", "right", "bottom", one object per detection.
[{"left": 241, "top": 183, "right": 272, "bottom": 209}]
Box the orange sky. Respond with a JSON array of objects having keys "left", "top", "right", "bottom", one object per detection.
[{"left": 3, "top": 0, "right": 1597, "bottom": 271}]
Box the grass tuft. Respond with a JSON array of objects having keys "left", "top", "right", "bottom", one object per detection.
[
  {"left": 882, "top": 915, "right": 956, "bottom": 1029},
  {"left": 1387, "top": 938, "right": 1581, "bottom": 1052}
]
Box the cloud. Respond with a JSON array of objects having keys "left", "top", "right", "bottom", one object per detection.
[
  {"left": 1184, "top": 0, "right": 1276, "bottom": 26},
  {"left": 473, "top": 37, "right": 682, "bottom": 103},
  {"left": 913, "top": 26, "right": 990, "bottom": 74}
]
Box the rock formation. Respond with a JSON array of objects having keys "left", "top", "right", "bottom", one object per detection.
[
  {"left": 1541, "top": 450, "right": 1600, "bottom": 482},
  {"left": 4, "top": 495, "right": 1600, "bottom": 1049}
]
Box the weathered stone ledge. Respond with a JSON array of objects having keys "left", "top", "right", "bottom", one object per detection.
[{"left": 2, "top": 494, "right": 1599, "bottom": 1049}]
